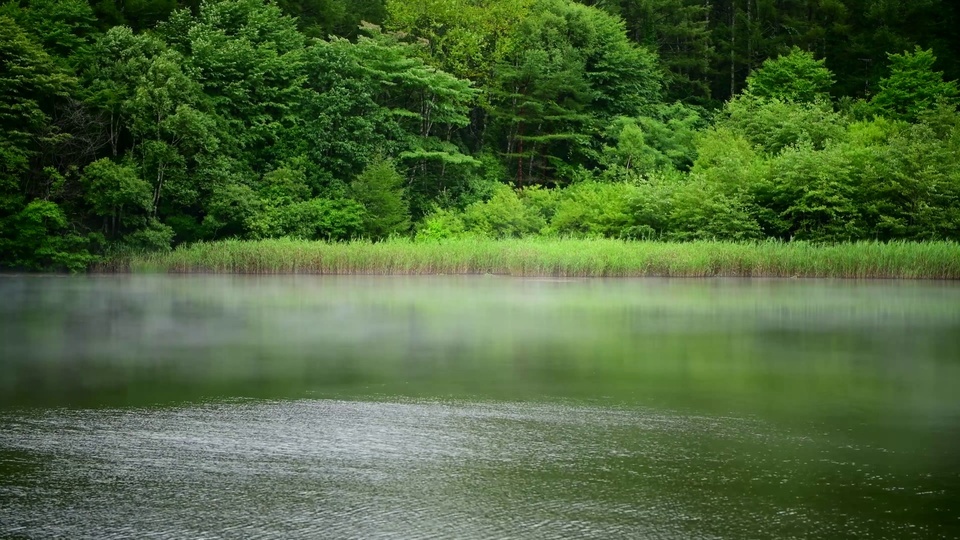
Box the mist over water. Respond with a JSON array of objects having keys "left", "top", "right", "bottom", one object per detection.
[{"left": 1, "top": 276, "right": 959, "bottom": 539}]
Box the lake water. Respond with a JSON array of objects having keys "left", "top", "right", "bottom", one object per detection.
[{"left": 1, "top": 276, "right": 958, "bottom": 539}]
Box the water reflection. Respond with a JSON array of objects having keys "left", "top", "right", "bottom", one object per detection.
[{"left": 1, "top": 276, "right": 958, "bottom": 539}]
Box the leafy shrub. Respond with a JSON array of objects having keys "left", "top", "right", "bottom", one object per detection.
[
  {"left": 765, "top": 142, "right": 863, "bottom": 242},
  {"left": 248, "top": 198, "right": 364, "bottom": 240},
  {"left": 122, "top": 218, "right": 174, "bottom": 251},
  {"left": 723, "top": 96, "right": 846, "bottom": 155},
  {"left": 463, "top": 184, "right": 546, "bottom": 238},
  {"left": 668, "top": 179, "right": 762, "bottom": 241},
  {"left": 626, "top": 173, "right": 680, "bottom": 239},
  {"left": 550, "top": 181, "right": 636, "bottom": 237},
  {"left": 415, "top": 206, "right": 467, "bottom": 241},
  {"left": 0, "top": 200, "right": 97, "bottom": 271},
  {"left": 691, "top": 127, "right": 767, "bottom": 186}
]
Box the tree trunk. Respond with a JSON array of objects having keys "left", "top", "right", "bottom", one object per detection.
[{"left": 730, "top": 0, "right": 736, "bottom": 98}]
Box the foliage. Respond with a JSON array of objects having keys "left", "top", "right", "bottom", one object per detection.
[
  {"left": 668, "top": 179, "right": 762, "bottom": 241},
  {"left": 745, "top": 47, "right": 835, "bottom": 103},
  {"left": 0, "top": 200, "right": 98, "bottom": 271},
  {"left": 247, "top": 197, "right": 365, "bottom": 241},
  {"left": 415, "top": 206, "right": 467, "bottom": 241},
  {"left": 462, "top": 184, "right": 546, "bottom": 238},
  {"left": 592, "top": 0, "right": 712, "bottom": 104},
  {"left": 871, "top": 47, "right": 959, "bottom": 122},
  {"left": 550, "top": 181, "right": 636, "bottom": 238},
  {"left": 488, "top": 0, "right": 662, "bottom": 184},
  {"left": 81, "top": 158, "right": 153, "bottom": 237},
  {"left": 351, "top": 159, "right": 411, "bottom": 239},
  {"left": 722, "top": 96, "right": 847, "bottom": 155},
  {"left": 2, "top": 0, "right": 960, "bottom": 271}
]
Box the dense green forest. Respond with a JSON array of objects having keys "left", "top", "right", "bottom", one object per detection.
[{"left": 1, "top": 0, "right": 959, "bottom": 270}]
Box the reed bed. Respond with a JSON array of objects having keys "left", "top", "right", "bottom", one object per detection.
[{"left": 101, "top": 238, "right": 960, "bottom": 278}]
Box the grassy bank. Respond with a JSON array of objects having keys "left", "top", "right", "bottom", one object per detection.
[{"left": 105, "top": 238, "right": 960, "bottom": 278}]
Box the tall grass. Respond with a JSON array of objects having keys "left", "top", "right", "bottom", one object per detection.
[{"left": 106, "top": 238, "right": 960, "bottom": 278}]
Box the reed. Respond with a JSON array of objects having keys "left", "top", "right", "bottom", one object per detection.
[{"left": 107, "top": 238, "right": 960, "bottom": 279}]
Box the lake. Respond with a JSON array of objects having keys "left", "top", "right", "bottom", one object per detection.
[{"left": 1, "top": 275, "right": 958, "bottom": 539}]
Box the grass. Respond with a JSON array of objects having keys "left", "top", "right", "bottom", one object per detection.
[{"left": 101, "top": 237, "right": 960, "bottom": 278}]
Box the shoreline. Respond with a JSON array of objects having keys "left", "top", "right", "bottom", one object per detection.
[{"left": 102, "top": 238, "right": 960, "bottom": 279}]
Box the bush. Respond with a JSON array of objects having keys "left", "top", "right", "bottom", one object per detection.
[
  {"left": 668, "top": 179, "right": 762, "bottom": 241},
  {"left": 463, "top": 184, "right": 546, "bottom": 238},
  {"left": 0, "top": 200, "right": 98, "bottom": 271},
  {"left": 723, "top": 95, "right": 847, "bottom": 155},
  {"left": 766, "top": 142, "right": 863, "bottom": 242},
  {"left": 415, "top": 206, "right": 467, "bottom": 241},
  {"left": 247, "top": 197, "right": 365, "bottom": 240},
  {"left": 550, "top": 181, "right": 636, "bottom": 238},
  {"left": 122, "top": 218, "right": 175, "bottom": 251},
  {"left": 627, "top": 173, "right": 680, "bottom": 239}
]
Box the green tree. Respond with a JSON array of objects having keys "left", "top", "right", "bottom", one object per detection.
[
  {"left": 722, "top": 95, "right": 847, "bottom": 155},
  {"left": 81, "top": 158, "right": 153, "bottom": 239},
  {"left": 351, "top": 159, "right": 411, "bottom": 239},
  {"left": 89, "top": 0, "right": 180, "bottom": 31},
  {"left": 871, "top": 47, "right": 959, "bottom": 122},
  {"left": 339, "top": 27, "right": 478, "bottom": 213},
  {"left": 601, "top": 106, "right": 706, "bottom": 176},
  {"left": 294, "top": 39, "right": 403, "bottom": 193},
  {"left": 0, "top": 16, "right": 95, "bottom": 270},
  {"left": 1, "top": 200, "right": 97, "bottom": 271},
  {"left": 489, "top": 0, "right": 662, "bottom": 185},
  {"left": 278, "top": 0, "right": 387, "bottom": 38},
  {"left": 745, "top": 47, "right": 835, "bottom": 102},
  {"left": 590, "top": 0, "right": 713, "bottom": 104},
  {"left": 601, "top": 118, "right": 663, "bottom": 175},
  {"left": 166, "top": 0, "right": 307, "bottom": 173},
  {"left": 0, "top": 0, "right": 97, "bottom": 61},
  {"left": 83, "top": 25, "right": 221, "bottom": 247},
  {"left": 385, "top": 0, "right": 532, "bottom": 81},
  {"left": 0, "top": 16, "right": 74, "bottom": 194}
]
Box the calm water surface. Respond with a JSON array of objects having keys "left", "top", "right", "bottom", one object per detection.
[{"left": 1, "top": 276, "right": 958, "bottom": 539}]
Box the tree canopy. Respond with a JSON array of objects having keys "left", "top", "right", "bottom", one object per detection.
[{"left": 1, "top": 0, "right": 959, "bottom": 270}]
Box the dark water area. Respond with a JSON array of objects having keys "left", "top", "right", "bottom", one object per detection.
[{"left": 1, "top": 276, "right": 958, "bottom": 539}]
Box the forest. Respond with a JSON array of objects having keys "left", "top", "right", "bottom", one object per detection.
[{"left": 1, "top": 0, "right": 959, "bottom": 271}]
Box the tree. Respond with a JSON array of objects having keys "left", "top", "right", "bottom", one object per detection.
[
  {"left": 489, "top": 0, "right": 662, "bottom": 185},
  {"left": 167, "top": 0, "right": 307, "bottom": 173},
  {"left": 278, "top": 0, "right": 387, "bottom": 38},
  {"left": 0, "top": 0, "right": 97, "bottom": 61},
  {"left": 0, "top": 200, "right": 98, "bottom": 271},
  {"left": 351, "top": 159, "right": 411, "bottom": 239},
  {"left": 81, "top": 158, "right": 152, "bottom": 239},
  {"left": 0, "top": 16, "right": 94, "bottom": 270},
  {"left": 871, "top": 47, "right": 959, "bottom": 122},
  {"left": 722, "top": 96, "right": 847, "bottom": 155},
  {"left": 745, "top": 47, "right": 835, "bottom": 102},
  {"left": 385, "top": 0, "right": 533, "bottom": 84},
  {"left": 0, "top": 16, "right": 74, "bottom": 196},
  {"left": 338, "top": 27, "right": 478, "bottom": 213},
  {"left": 589, "top": 0, "right": 713, "bottom": 104}
]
